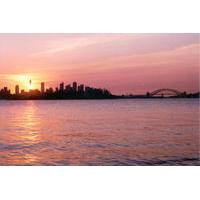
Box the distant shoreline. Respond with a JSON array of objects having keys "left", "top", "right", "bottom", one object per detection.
[{"left": 0, "top": 95, "right": 199, "bottom": 101}]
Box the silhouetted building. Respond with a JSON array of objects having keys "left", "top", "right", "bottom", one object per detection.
[
  {"left": 46, "top": 87, "right": 53, "bottom": 93},
  {"left": 85, "top": 86, "right": 90, "bottom": 93},
  {"left": 65, "top": 84, "right": 72, "bottom": 92},
  {"left": 0, "top": 87, "right": 10, "bottom": 94},
  {"left": 29, "top": 89, "right": 40, "bottom": 96},
  {"left": 5, "top": 87, "right": 10, "bottom": 94},
  {"left": 60, "top": 82, "right": 64, "bottom": 92},
  {"left": 78, "top": 84, "right": 84, "bottom": 93},
  {"left": 21, "top": 90, "right": 25, "bottom": 95},
  {"left": 0, "top": 87, "right": 11, "bottom": 99},
  {"left": 41, "top": 82, "right": 45, "bottom": 94},
  {"left": 73, "top": 81, "right": 77, "bottom": 93},
  {"left": 15, "top": 85, "right": 20, "bottom": 95}
]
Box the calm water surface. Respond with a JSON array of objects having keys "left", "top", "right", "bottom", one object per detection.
[{"left": 0, "top": 99, "right": 199, "bottom": 165}]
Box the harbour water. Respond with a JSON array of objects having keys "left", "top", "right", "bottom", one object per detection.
[{"left": 0, "top": 99, "right": 199, "bottom": 165}]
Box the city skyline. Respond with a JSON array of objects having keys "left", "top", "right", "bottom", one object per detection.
[
  {"left": 0, "top": 33, "right": 199, "bottom": 94},
  {"left": 0, "top": 80, "right": 114, "bottom": 100},
  {"left": 0, "top": 79, "right": 199, "bottom": 100},
  {"left": 1, "top": 80, "right": 105, "bottom": 94}
]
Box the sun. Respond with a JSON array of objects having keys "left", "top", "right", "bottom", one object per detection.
[
  {"left": 16, "top": 75, "right": 34, "bottom": 91},
  {"left": 9, "top": 74, "right": 42, "bottom": 92}
]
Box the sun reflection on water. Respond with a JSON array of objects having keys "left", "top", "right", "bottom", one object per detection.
[
  {"left": 12, "top": 101, "right": 42, "bottom": 165},
  {"left": 18, "top": 101, "right": 41, "bottom": 144}
]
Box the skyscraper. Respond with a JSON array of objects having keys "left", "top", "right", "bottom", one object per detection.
[
  {"left": 15, "top": 85, "right": 19, "bottom": 95},
  {"left": 41, "top": 82, "right": 45, "bottom": 94},
  {"left": 73, "top": 81, "right": 77, "bottom": 92},
  {"left": 78, "top": 84, "right": 84, "bottom": 93},
  {"left": 65, "top": 84, "right": 72, "bottom": 92},
  {"left": 60, "top": 82, "right": 64, "bottom": 92}
]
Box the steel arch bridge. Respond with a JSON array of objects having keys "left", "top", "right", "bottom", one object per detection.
[{"left": 150, "top": 88, "right": 182, "bottom": 97}]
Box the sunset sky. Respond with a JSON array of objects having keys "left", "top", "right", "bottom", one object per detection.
[{"left": 0, "top": 33, "right": 199, "bottom": 94}]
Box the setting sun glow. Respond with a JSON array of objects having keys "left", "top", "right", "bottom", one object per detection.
[
  {"left": 17, "top": 75, "right": 34, "bottom": 91},
  {"left": 28, "top": 81, "right": 33, "bottom": 91},
  {"left": 5, "top": 74, "right": 41, "bottom": 92},
  {"left": 0, "top": 34, "right": 199, "bottom": 94}
]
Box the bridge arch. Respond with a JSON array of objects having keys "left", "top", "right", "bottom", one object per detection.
[{"left": 149, "top": 88, "right": 182, "bottom": 97}]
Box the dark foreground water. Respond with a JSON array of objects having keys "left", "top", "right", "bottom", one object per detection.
[{"left": 0, "top": 99, "right": 199, "bottom": 166}]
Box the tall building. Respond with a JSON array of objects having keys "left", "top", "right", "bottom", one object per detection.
[
  {"left": 85, "top": 86, "right": 90, "bottom": 93},
  {"left": 2, "top": 87, "right": 10, "bottom": 95},
  {"left": 15, "top": 85, "right": 19, "bottom": 95},
  {"left": 41, "top": 82, "right": 45, "bottom": 94},
  {"left": 60, "top": 82, "right": 64, "bottom": 92},
  {"left": 48, "top": 87, "right": 53, "bottom": 93},
  {"left": 65, "top": 84, "right": 71, "bottom": 92},
  {"left": 78, "top": 84, "right": 84, "bottom": 93},
  {"left": 73, "top": 81, "right": 77, "bottom": 92}
]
